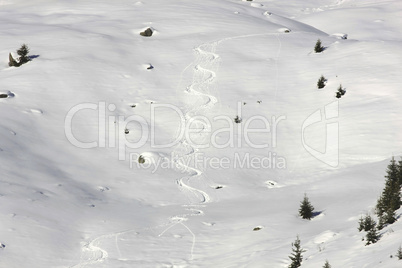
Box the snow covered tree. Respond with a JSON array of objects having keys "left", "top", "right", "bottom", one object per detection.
[
  {"left": 376, "top": 157, "right": 401, "bottom": 228},
  {"left": 323, "top": 260, "right": 331, "bottom": 268},
  {"left": 288, "top": 235, "right": 305, "bottom": 268},
  {"left": 314, "top": 39, "right": 324, "bottom": 53},
  {"left": 299, "top": 194, "right": 314, "bottom": 220},
  {"left": 317, "top": 75, "right": 327, "bottom": 89}
]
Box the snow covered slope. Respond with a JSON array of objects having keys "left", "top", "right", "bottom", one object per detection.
[{"left": 1, "top": 0, "right": 402, "bottom": 267}]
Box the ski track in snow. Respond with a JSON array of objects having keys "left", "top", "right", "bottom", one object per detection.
[
  {"left": 163, "top": 31, "right": 285, "bottom": 261},
  {"left": 159, "top": 41, "right": 221, "bottom": 261},
  {"left": 70, "top": 40, "right": 221, "bottom": 267},
  {"left": 71, "top": 30, "right": 292, "bottom": 266}
]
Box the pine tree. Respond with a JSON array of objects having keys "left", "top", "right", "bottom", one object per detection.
[
  {"left": 323, "top": 260, "right": 331, "bottom": 268},
  {"left": 397, "top": 245, "right": 402, "bottom": 260},
  {"left": 16, "top": 44, "right": 30, "bottom": 65},
  {"left": 288, "top": 235, "right": 305, "bottom": 268},
  {"left": 397, "top": 157, "right": 402, "bottom": 187},
  {"left": 376, "top": 157, "right": 401, "bottom": 228},
  {"left": 357, "top": 214, "right": 380, "bottom": 245},
  {"left": 365, "top": 224, "right": 380, "bottom": 245},
  {"left": 299, "top": 194, "right": 314, "bottom": 220},
  {"left": 8, "top": 44, "right": 31, "bottom": 67},
  {"left": 335, "top": 84, "right": 346, "bottom": 98},
  {"left": 358, "top": 216, "right": 364, "bottom": 232},
  {"left": 358, "top": 214, "right": 376, "bottom": 232},
  {"left": 317, "top": 75, "right": 327, "bottom": 89},
  {"left": 314, "top": 39, "right": 324, "bottom": 53}
]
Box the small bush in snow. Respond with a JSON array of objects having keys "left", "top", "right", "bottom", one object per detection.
[
  {"left": 314, "top": 39, "right": 324, "bottom": 53},
  {"left": 234, "top": 115, "right": 242, "bottom": 124}
]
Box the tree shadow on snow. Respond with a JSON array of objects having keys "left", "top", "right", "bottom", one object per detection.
[{"left": 312, "top": 211, "right": 324, "bottom": 218}]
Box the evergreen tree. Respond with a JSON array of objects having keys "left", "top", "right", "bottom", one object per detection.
[
  {"left": 16, "top": 44, "right": 31, "bottom": 65},
  {"left": 288, "top": 235, "right": 305, "bottom": 268},
  {"left": 335, "top": 84, "right": 346, "bottom": 98},
  {"left": 397, "top": 245, "right": 402, "bottom": 260},
  {"left": 323, "top": 260, "right": 331, "bottom": 268},
  {"left": 358, "top": 216, "right": 364, "bottom": 232},
  {"left": 365, "top": 224, "right": 380, "bottom": 245},
  {"left": 299, "top": 194, "right": 314, "bottom": 220},
  {"left": 317, "top": 75, "right": 327, "bottom": 89},
  {"left": 314, "top": 39, "right": 324, "bottom": 53},
  {"left": 397, "top": 157, "right": 402, "bottom": 187},
  {"left": 358, "top": 214, "right": 376, "bottom": 232},
  {"left": 376, "top": 157, "right": 401, "bottom": 228},
  {"left": 8, "top": 44, "right": 31, "bottom": 67},
  {"left": 357, "top": 214, "right": 380, "bottom": 245}
]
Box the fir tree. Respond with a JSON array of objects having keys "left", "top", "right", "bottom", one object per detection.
[
  {"left": 365, "top": 224, "right": 380, "bottom": 245},
  {"left": 358, "top": 216, "right": 364, "bottom": 232},
  {"left": 397, "top": 157, "right": 402, "bottom": 187},
  {"left": 288, "top": 235, "right": 305, "bottom": 268},
  {"left": 299, "top": 194, "right": 314, "bottom": 220},
  {"left": 8, "top": 44, "right": 31, "bottom": 67},
  {"left": 376, "top": 157, "right": 401, "bottom": 228},
  {"left": 335, "top": 84, "right": 346, "bottom": 98},
  {"left": 317, "top": 75, "right": 327, "bottom": 89},
  {"left": 358, "top": 214, "right": 377, "bottom": 232},
  {"left": 323, "top": 260, "right": 331, "bottom": 268},
  {"left": 17, "top": 44, "right": 30, "bottom": 65},
  {"left": 397, "top": 245, "right": 402, "bottom": 260},
  {"left": 314, "top": 39, "right": 324, "bottom": 53}
]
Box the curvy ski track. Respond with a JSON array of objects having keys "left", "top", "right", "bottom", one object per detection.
[
  {"left": 173, "top": 41, "right": 220, "bottom": 207},
  {"left": 71, "top": 22, "right": 299, "bottom": 266},
  {"left": 160, "top": 41, "right": 222, "bottom": 260},
  {"left": 70, "top": 41, "right": 221, "bottom": 267}
]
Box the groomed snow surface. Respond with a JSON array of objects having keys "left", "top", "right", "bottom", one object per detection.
[{"left": 1, "top": 0, "right": 402, "bottom": 267}]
